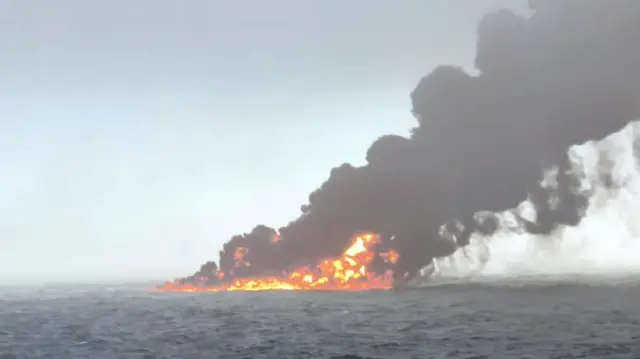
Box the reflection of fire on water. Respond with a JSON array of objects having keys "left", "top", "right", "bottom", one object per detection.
[{"left": 158, "top": 233, "right": 399, "bottom": 292}]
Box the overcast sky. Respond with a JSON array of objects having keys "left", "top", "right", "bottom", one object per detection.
[{"left": 0, "top": 0, "right": 526, "bottom": 283}]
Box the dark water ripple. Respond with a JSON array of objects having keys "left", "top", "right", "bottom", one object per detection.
[{"left": 0, "top": 279, "right": 639, "bottom": 358}]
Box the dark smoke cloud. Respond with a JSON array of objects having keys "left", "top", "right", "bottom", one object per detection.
[{"left": 181, "top": 1, "right": 640, "bottom": 286}]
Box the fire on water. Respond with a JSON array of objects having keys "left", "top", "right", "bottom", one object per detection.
[{"left": 157, "top": 233, "right": 399, "bottom": 293}]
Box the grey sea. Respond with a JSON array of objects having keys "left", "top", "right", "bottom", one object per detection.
[{"left": 1, "top": 276, "right": 639, "bottom": 359}]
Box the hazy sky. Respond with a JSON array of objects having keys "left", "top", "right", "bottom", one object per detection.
[{"left": 0, "top": 0, "right": 525, "bottom": 283}]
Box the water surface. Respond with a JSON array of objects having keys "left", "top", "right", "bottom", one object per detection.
[{"left": 1, "top": 276, "right": 639, "bottom": 358}]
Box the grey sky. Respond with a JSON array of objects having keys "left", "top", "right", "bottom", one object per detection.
[{"left": 0, "top": 0, "right": 525, "bottom": 283}]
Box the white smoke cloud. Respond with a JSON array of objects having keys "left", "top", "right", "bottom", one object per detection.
[{"left": 425, "top": 120, "right": 640, "bottom": 282}]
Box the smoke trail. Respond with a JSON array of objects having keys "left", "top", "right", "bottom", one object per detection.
[{"left": 430, "top": 122, "right": 640, "bottom": 280}]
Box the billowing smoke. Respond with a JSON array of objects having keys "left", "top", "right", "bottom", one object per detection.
[
  {"left": 177, "top": 1, "right": 640, "bottom": 287},
  {"left": 430, "top": 122, "right": 640, "bottom": 280}
]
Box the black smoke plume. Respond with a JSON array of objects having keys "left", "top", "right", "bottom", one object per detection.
[{"left": 176, "top": 0, "right": 640, "bottom": 287}]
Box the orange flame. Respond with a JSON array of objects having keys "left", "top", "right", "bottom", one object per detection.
[
  {"left": 158, "top": 232, "right": 398, "bottom": 293},
  {"left": 233, "top": 247, "right": 250, "bottom": 268},
  {"left": 271, "top": 233, "right": 281, "bottom": 243}
]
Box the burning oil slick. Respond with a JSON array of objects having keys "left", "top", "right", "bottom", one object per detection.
[
  {"left": 160, "top": 1, "right": 640, "bottom": 292},
  {"left": 159, "top": 233, "right": 399, "bottom": 292}
]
